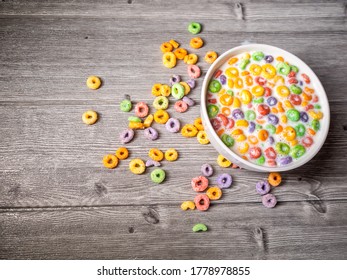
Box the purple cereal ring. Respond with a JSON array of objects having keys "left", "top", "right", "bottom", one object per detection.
[
  {"left": 267, "top": 114, "right": 279, "bottom": 125},
  {"left": 144, "top": 127, "right": 159, "bottom": 140},
  {"left": 262, "top": 193, "right": 277, "bottom": 208},
  {"left": 266, "top": 96, "right": 277, "bottom": 106},
  {"left": 165, "top": 118, "right": 180, "bottom": 133},
  {"left": 248, "top": 121, "right": 256, "bottom": 133},
  {"left": 219, "top": 74, "right": 227, "bottom": 85},
  {"left": 187, "top": 79, "right": 196, "bottom": 89},
  {"left": 201, "top": 163, "right": 213, "bottom": 177},
  {"left": 183, "top": 96, "right": 195, "bottom": 107},
  {"left": 300, "top": 111, "right": 309, "bottom": 123},
  {"left": 268, "top": 136, "right": 275, "bottom": 145},
  {"left": 187, "top": 65, "right": 201, "bottom": 79},
  {"left": 119, "top": 128, "right": 135, "bottom": 144},
  {"left": 232, "top": 109, "right": 244, "bottom": 119},
  {"left": 217, "top": 173, "right": 232, "bottom": 189},
  {"left": 265, "top": 55, "right": 274, "bottom": 63},
  {"left": 146, "top": 159, "right": 161, "bottom": 167},
  {"left": 256, "top": 180, "right": 271, "bottom": 195},
  {"left": 279, "top": 156, "right": 293, "bottom": 165},
  {"left": 170, "top": 75, "right": 181, "bottom": 86}
]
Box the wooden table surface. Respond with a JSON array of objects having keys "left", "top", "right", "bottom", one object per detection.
[{"left": 1, "top": 0, "right": 347, "bottom": 260}]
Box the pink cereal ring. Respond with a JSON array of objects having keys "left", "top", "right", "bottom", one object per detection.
[
  {"left": 187, "top": 65, "right": 201, "bottom": 79},
  {"left": 191, "top": 176, "right": 209, "bottom": 192},
  {"left": 305, "top": 104, "right": 314, "bottom": 111},
  {"left": 174, "top": 100, "right": 188, "bottom": 113},
  {"left": 135, "top": 102, "right": 149, "bottom": 118},
  {"left": 194, "top": 194, "right": 210, "bottom": 211},
  {"left": 264, "top": 147, "right": 277, "bottom": 159},
  {"left": 302, "top": 136, "right": 313, "bottom": 148},
  {"left": 249, "top": 147, "right": 262, "bottom": 159},
  {"left": 226, "top": 118, "right": 235, "bottom": 129}
]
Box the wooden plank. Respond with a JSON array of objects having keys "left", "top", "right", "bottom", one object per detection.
[
  {"left": 0, "top": 102, "right": 346, "bottom": 208},
  {"left": 1, "top": 201, "right": 346, "bottom": 259}
]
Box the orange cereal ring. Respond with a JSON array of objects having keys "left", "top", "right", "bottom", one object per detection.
[
  {"left": 154, "top": 109, "right": 169, "bottom": 124},
  {"left": 190, "top": 37, "right": 204, "bottom": 49},
  {"left": 204, "top": 51, "right": 218, "bottom": 64},
  {"left": 206, "top": 186, "right": 222, "bottom": 200},
  {"left": 258, "top": 129, "right": 269, "bottom": 141},
  {"left": 194, "top": 117, "right": 204, "bottom": 131},
  {"left": 228, "top": 57, "right": 238, "bottom": 65},
  {"left": 160, "top": 42, "right": 173, "bottom": 53},
  {"left": 148, "top": 148, "right": 164, "bottom": 162},
  {"left": 181, "top": 124, "right": 198, "bottom": 137},
  {"left": 268, "top": 172, "right": 282, "bottom": 187},
  {"left": 174, "top": 48, "right": 188, "bottom": 60},
  {"left": 115, "top": 147, "right": 129, "bottom": 160},
  {"left": 152, "top": 83, "right": 162, "bottom": 96},
  {"left": 169, "top": 39, "right": 180, "bottom": 49},
  {"left": 221, "top": 107, "right": 231, "bottom": 116},
  {"left": 103, "top": 154, "right": 119, "bottom": 169},
  {"left": 248, "top": 135, "right": 259, "bottom": 145}
]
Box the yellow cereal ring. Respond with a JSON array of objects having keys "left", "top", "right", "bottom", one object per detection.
[
  {"left": 274, "top": 75, "right": 285, "bottom": 85},
  {"left": 143, "top": 114, "right": 154, "bottom": 128},
  {"left": 169, "top": 39, "right": 180, "bottom": 49},
  {"left": 243, "top": 53, "right": 251, "bottom": 60},
  {"left": 277, "top": 85, "right": 290, "bottom": 97},
  {"left": 174, "top": 48, "right": 188, "bottom": 60},
  {"left": 235, "top": 134, "right": 247, "bottom": 142},
  {"left": 197, "top": 130, "right": 210, "bottom": 145},
  {"left": 217, "top": 154, "right": 232, "bottom": 168},
  {"left": 180, "top": 82, "right": 191, "bottom": 95},
  {"left": 129, "top": 158, "right": 146, "bottom": 174},
  {"left": 194, "top": 117, "right": 204, "bottom": 131},
  {"left": 162, "top": 52, "right": 177, "bottom": 68},
  {"left": 225, "top": 67, "right": 239, "bottom": 78},
  {"left": 240, "top": 89, "right": 252, "bottom": 105},
  {"left": 231, "top": 128, "right": 243, "bottom": 136},
  {"left": 228, "top": 57, "right": 238, "bottom": 65},
  {"left": 149, "top": 148, "right": 164, "bottom": 162},
  {"left": 308, "top": 110, "right": 323, "bottom": 120},
  {"left": 234, "top": 77, "right": 243, "bottom": 89},
  {"left": 261, "top": 64, "right": 276, "bottom": 79},
  {"left": 276, "top": 56, "right": 284, "bottom": 62},
  {"left": 220, "top": 93, "right": 233, "bottom": 106},
  {"left": 181, "top": 201, "right": 195, "bottom": 211},
  {"left": 290, "top": 140, "right": 298, "bottom": 147},
  {"left": 129, "top": 121, "right": 145, "bottom": 129},
  {"left": 184, "top": 53, "right": 198, "bottom": 65},
  {"left": 245, "top": 75, "right": 253, "bottom": 86},
  {"left": 103, "top": 154, "right": 119, "bottom": 169},
  {"left": 301, "top": 101, "right": 308, "bottom": 107},
  {"left": 204, "top": 51, "right": 218, "bottom": 64},
  {"left": 206, "top": 187, "right": 222, "bottom": 200},
  {"left": 86, "top": 76, "right": 101, "bottom": 90},
  {"left": 251, "top": 85, "right": 265, "bottom": 97},
  {"left": 181, "top": 124, "right": 198, "bottom": 137},
  {"left": 238, "top": 142, "right": 249, "bottom": 154},
  {"left": 160, "top": 84, "right": 171, "bottom": 97},
  {"left": 165, "top": 148, "right": 178, "bottom": 161},
  {"left": 82, "top": 110, "right": 98, "bottom": 125},
  {"left": 154, "top": 109, "right": 169, "bottom": 124},
  {"left": 115, "top": 147, "right": 129, "bottom": 160},
  {"left": 236, "top": 120, "right": 249, "bottom": 127},
  {"left": 160, "top": 42, "right": 173, "bottom": 53},
  {"left": 281, "top": 115, "right": 287, "bottom": 124},
  {"left": 152, "top": 83, "right": 162, "bottom": 96},
  {"left": 284, "top": 100, "right": 293, "bottom": 109},
  {"left": 190, "top": 37, "right": 204, "bottom": 49},
  {"left": 282, "top": 126, "right": 296, "bottom": 141},
  {"left": 249, "top": 64, "right": 262, "bottom": 76},
  {"left": 302, "top": 92, "right": 312, "bottom": 101},
  {"left": 227, "top": 78, "right": 234, "bottom": 88},
  {"left": 232, "top": 97, "right": 241, "bottom": 108}
]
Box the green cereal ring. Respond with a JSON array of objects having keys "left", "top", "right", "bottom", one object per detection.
[
  {"left": 150, "top": 168, "right": 166, "bottom": 184},
  {"left": 153, "top": 96, "right": 169, "bottom": 110},
  {"left": 290, "top": 65, "right": 299, "bottom": 73},
  {"left": 245, "top": 110, "right": 256, "bottom": 121},
  {"left": 128, "top": 116, "right": 142, "bottom": 123},
  {"left": 276, "top": 62, "right": 291, "bottom": 76},
  {"left": 252, "top": 51, "right": 265, "bottom": 61},
  {"left": 256, "top": 124, "right": 263, "bottom": 130},
  {"left": 192, "top": 223, "right": 208, "bottom": 232},
  {"left": 120, "top": 99, "right": 132, "bottom": 112},
  {"left": 256, "top": 155, "right": 265, "bottom": 165},
  {"left": 221, "top": 134, "right": 234, "bottom": 147},
  {"left": 171, "top": 83, "right": 185, "bottom": 99},
  {"left": 265, "top": 124, "right": 276, "bottom": 135},
  {"left": 290, "top": 144, "right": 306, "bottom": 159},
  {"left": 208, "top": 80, "right": 222, "bottom": 93},
  {"left": 314, "top": 104, "right": 321, "bottom": 109},
  {"left": 275, "top": 142, "right": 290, "bottom": 155},
  {"left": 287, "top": 109, "right": 300, "bottom": 122},
  {"left": 239, "top": 59, "right": 250, "bottom": 70},
  {"left": 226, "top": 89, "right": 234, "bottom": 96},
  {"left": 311, "top": 119, "right": 320, "bottom": 131},
  {"left": 295, "top": 124, "right": 306, "bottom": 137},
  {"left": 188, "top": 22, "right": 202, "bottom": 34},
  {"left": 253, "top": 97, "right": 264, "bottom": 104},
  {"left": 207, "top": 104, "right": 219, "bottom": 118},
  {"left": 290, "top": 84, "right": 302, "bottom": 95}
]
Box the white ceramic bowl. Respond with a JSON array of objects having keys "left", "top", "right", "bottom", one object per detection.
[{"left": 201, "top": 44, "right": 330, "bottom": 172}]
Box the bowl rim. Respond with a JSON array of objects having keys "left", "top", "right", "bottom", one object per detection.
[{"left": 200, "top": 43, "right": 330, "bottom": 172}]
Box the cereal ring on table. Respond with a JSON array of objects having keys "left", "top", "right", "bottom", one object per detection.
[
  {"left": 186, "top": 79, "right": 196, "bottom": 89},
  {"left": 191, "top": 176, "right": 209, "bottom": 192},
  {"left": 160, "top": 42, "right": 173, "bottom": 53},
  {"left": 174, "top": 48, "right": 188, "bottom": 60},
  {"left": 129, "top": 158, "right": 146, "bottom": 175},
  {"left": 135, "top": 102, "right": 149, "bottom": 118},
  {"left": 192, "top": 223, "right": 208, "bottom": 232},
  {"left": 160, "top": 84, "right": 171, "bottom": 97},
  {"left": 194, "top": 194, "right": 210, "bottom": 211},
  {"left": 174, "top": 100, "right": 188, "bottom": 113},
  {"left": 206, "top": 187, "right": 222, "bottom": 200},
  {"left": 194, "top": 117, "right": 204, "bottom": 131},
  {"left": 150, "top": 168, "right": 166, "bottom": 184},
  {"left": 188, "top": 22, "right": 202, "bottom": 34},
  {"left": 255, "top": 180, "right": 270, "bottom": 195},
  {"left": 181, "top": 124, "right": 198, "bottom": 137},
  {"left": 187, "top": 65, "right": 201, "bottom": 79},
  {"left": 152, "top": 83, "right": 162, "bottom": 96},
  {"left": 165, "top": 118, "right": 180, "bottom": 133},
  {"left": 103, "top": 154, "right": 119, "bottom": 169},
  {"left": 183, "top": 96, "right": 195, "bottom": 107},
  {"left": 128, "top": 116, "right": 142, "bottom": 123},
  {"left": 162, "top": 52, "right": 177, "bottom": 68},
  {"left": 268, "top": 172, "right": 282, "bottom": 187},
  {"left": 120, "top": 99, "right": 132, "bottom": 112},
  {"left": 153, "top": 96, "right": 169, "bottom": 110},
  {"left": 169, "top": 39, "right": 180, "bottom": 49},
  {"left": 204, "top": 51, "right": 218, "bottom": 64},
  {"left": 169, "top": 75, "right": 181, "bottom": 86},
  {"left": 119, "top": 128, "right": 135, "bottom": 144},
  {"left": 181, "top": 201, "right": 196, "bottom": 211},
  {"left": 128, "top": 121, "right": 145, "bottom": 130},
  {"left": 197, "top": 130, "right": 210, "bottom": 144},
  {"left": 153, "top": 109, "right": 169, "bottom": 124},
  {"left": 190, "top": 37, "right": 204, "bottom": 49},
  {"left": 144, "top": 127, "right": 159, "bottom": 141},
  {"left": 171, "top": 83, "right": 185, "bottom": 99},
  {"left": 217, "top": 173, "right": 232, "bottom": 189},
  {"left": 86, "top": 76, "right": 101, "bottom": 90},
  {"left": 184, "top": 53, "right": 198, "bottom": 65},
  {"left": 217, "top": 154, "right": 232, "bottom": 168},
  {"left": 82, "top": 110, "right": 98, "bottom": 125},
  {"left": 180, "top": 82, "right": 191, "bottom": 95},
  {"left": 201, "top": 163, "right": 213, "bottom": 177},
  {"left": 148, "top": 148, "right": 164, "bottom": 162},
  {"left": 165, "top": 148, "right": 178, "bottom": 161},
  {"left": 145, "top": 159, "right": 161, "bottom": 167},
  {"left": 115, "top": 147, "right": 129, "bottom": 160},
  {"left": 262, "top": 193, "right": 277, "bottom": 208},
  {"left": 143, "top": 114, "right": 154, "bottom": 128}
]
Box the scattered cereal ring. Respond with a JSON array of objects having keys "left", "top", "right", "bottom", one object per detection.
[
  {"left": 86, "top": 76, "right": 101, "bottom": 90},
  {"left": 119, "top": 128, "right": 135, "bottom": 144},
  {"left": 160, "top": 84, "right": 171, "bottom": 97},
  {"left": 180, "top": 81, "right": 191, "bottom": 95},
  {"left": 171, "top": 83, "right": 185, "bottom": 99},
  {"left": 165, "top": 118, "right": 180, "bottom": 133},
  {"left": 186, "top": 79, "right": 196, "bottom": 89},
  {"left": 148, "top": 148, "right": 164, "bottom": 162},
  {"left": 217, "top": 154, "right": 232, "bottom": 168},
  {"left": 206, "top": 186, "right": 222, "bottom": 200},
  {"left": 204, "top": 51, "right": 218, "bottom": 64},
  {"left": 188, "top": 22, "right": 202, "bottom": 34},
  {"left": 165, "top": 148, "right": 178, "bottom": 161},
  {"left": 144, "top": 127, "right": 159, "bottom": 141},
  {"left": 129, "top": 158, "right": 146, "bottom": 175},
  {"left": 192, "top": 223, "right": 208, "bottom": 232},
  {"left": 162, "top": 52, "right": 177, "bottom": 68},
  {"left": 154, "top": 109, "right": 169, "bottom": 124},
  {"left": 194, "top": 194, "right": 210, "bottom": 211},
  {"left": 187, "top": 65, "right": 201, "bottom": 79},
  {"left": 115, "top": 147, "right": 129, "bottom": 160},
  {"left": 145, "top": 159, "right": 161, "bottom": 167},
  {"left": 128, "top": 116, "right": 142, "bottom": 123},
  {"left": 135, "top": 102, "right": 149, "bottom": 118},
  {"left": 262, "top": 193, "right": 277, "bottom": 208},
  {"left": 255, "top": 180, "right": 270, "bottom": 195},
  {"left": 103, "top": 154, "right": 119, "bottom": 169},
  {"left": 183, "top": 96, "right": 195, "bottom": 106},
  {"left": 169, "top": 75, "right": 181, "bottom": 86},
  {"left": 153, "top": 96, "right": 169, "bottom": 110},
  {"left": 174, "top": 48, "right": 188, "bottom": 60},
  {"left": 120, "top": 99, "right": 132, "bottom": 112},
  {"left": 181, "top": 124, "right": 198, "bottom": 137},
  {"left": 190, "top": 37, "right": 204, "bottom": 49},
  {"left": 194, "top": 117, "right": 204, "bottom": 131},
  {"left": 152, "top": 83, "right": 162, "bottom": 96},
  {"left": 191, "top": 176, "right": 209, "bottom": 192},
  {"left": 169, "top": 39, "right": 179, "bottom": 49},
  {"left": 174, "top": 100, "right": 188, "bottom": 113},
  {"left": 181, "top": 201, "right": 195, "bottom": 211},
  {"left": 184, "top": 53, "right": 198, "bottom": 65},
  {"left": 217, "top": 173, "right": 232, "bottom": 189},
  {"left": 268, "top": 172, "right": 282, "bottom": 187},
  {"left": 143, "top": 114, "right": 154, "bottom": 128},
  {"left": 129, "top": 121, "right": 145, "bottom": 130},
  {"left": 150, "top": 168, "right": 166, "bottom": 184},
  {"left": 201, "top": 163, "right": 213, "bottom": 177},
  {"left": 82, "top": 110, "right": 98, "bottom": 125},
  {"left": 160, "top": 42, "right": 173, "bottom": 53},
  {"left": 197, "top": 130, "right": 210, "bottom": 144}
]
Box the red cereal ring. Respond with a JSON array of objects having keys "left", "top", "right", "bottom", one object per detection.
[
  {"left": 288, "top": 71, "right": 296, "bottom": 78},
  {"left": 302, "top": 136, "right": 313, "bottom": 147},
  {"left": 214, "top": 69, "right": 222, "bottom": 78},
  {"left": 264, "top": 87, "right": 272, "bottom": 97},
  {"left": 264, "top": 147, "right": 277, "bottom": 159},
  {"left": 255, "top": 76, "right": 266, "bottom": 86},
  {"left": 305, "top": 104, "right": 314, "bottom": 111},
  {"left": 191, "top": 176, "right": 209, "bottom": 192},
  {"left": 249, "top": 147, "right": 262, "bottom": 159},
  {"left": 301, "top": 73, "right": 310, "bottom": 84},
  {"left": 211, "top": 118, "right": 222, "bottom": 130},
  {"left": 187, "top": 65, "right": 201, "bottom": 79},
  {"left": 288, "top": 78, "right": 298, "bottom": 84},
  {"left": 135, "top": 102, "right": 149, "bottom": 118},
  {"left": 194, "top": 194, "right": 210, "bottom": 211},
  {"left": 257, "top": 104, "right": 270, "bottom": 116},
  {"left": 208, "top": 98, "right": 217, "bottom": 104},
  {"left": 226, "top": 118, "right": 235, "bottom": 129},
  {"left": 174, "top": 100, "right": 188, "bottom": 113},
  {"left": 289, "top": 94, "right": 302, "bottom": 106},
  {"left": 217, "top": 113, "right": 228, "bottom": 126},
  {"left": 267, "top": 159, "right": 277, "bottom": 167}
]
